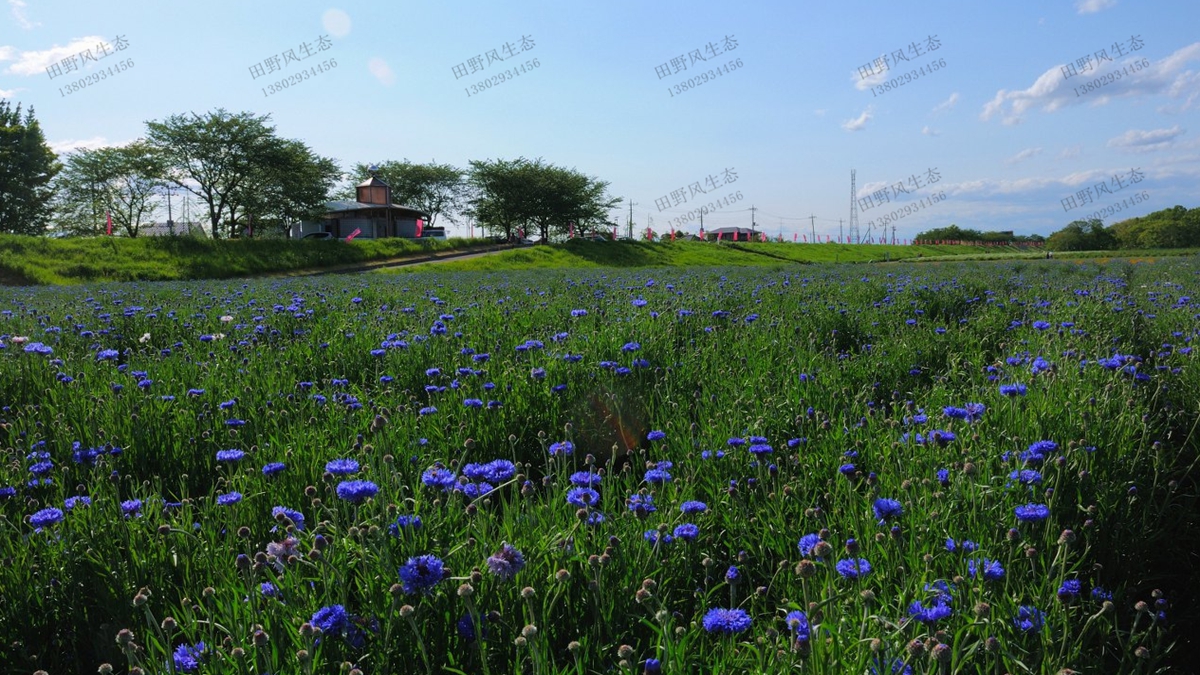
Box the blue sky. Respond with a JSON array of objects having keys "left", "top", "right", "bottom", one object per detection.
[{"left": 2, "top": 0, "right": 1198, "bottom": 241}]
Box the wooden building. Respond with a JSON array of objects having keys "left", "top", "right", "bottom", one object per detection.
[{"left": 292, "top": 176, "right": 432, "bottom": 239}]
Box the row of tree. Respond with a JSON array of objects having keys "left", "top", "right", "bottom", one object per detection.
[
  {"left": 913, "top": 224, "right": 1045, "bottom": 244},
  {"left": 1046, "top": 206, "right": 1200, "bottom": 251},
  {"left": 0, "top": 103, "right": 620, "bottom": 240}
]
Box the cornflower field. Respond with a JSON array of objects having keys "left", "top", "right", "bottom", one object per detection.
[{"left": 1, "top": 259, "right": 1197, "bottom": 675}]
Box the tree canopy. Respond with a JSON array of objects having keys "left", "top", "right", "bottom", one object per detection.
[
  {"left": 1046, "top": 206, "right": 1200, "bottom": 251},
  {"left": 0, "top": 101, "right": 60, "bottom": 235},
  {"left": 52, "top": 141, "right": 165, "bottom": 237},
  {"left": 468, "top": 157, "right": 620, "bottom": 241},
  {"left": 346, "top": 160, "right": 469, "bottom": 228},
  {"left": 146, "top": 109, "right": 338, "bottom": 239}
]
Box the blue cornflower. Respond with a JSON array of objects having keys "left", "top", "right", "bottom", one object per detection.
[
  {"left": 64, "top": 495, "right": 91, "bottom": 510},
  {"left": 570, "top": 471, "right": 602, "bottom": 487},
  {"left": 216, "top": 449, "right": 245, "bottom": 462},
  {"left": 486, "top": 543, "right": 526, "bottom": 581},
  {"left": 422, "top": 467, "right": 457, "bottom": 491},
  {"left": 30, "top": 507, "right": 64, "bottom": 530},
  {"left": 457, "top": 612, "right": 488, "bottom": 641},
  {"left": 748, "top": 443, "right": 773, "bottom": 455},
  {"left": 644, "top": 468, "right": 672, "bottom": 484},
  {"left": 464, "top": 398, "right": 484, "bottom": 408},
  {"left": 1091, "top": 586, "right": 1113, "bottom": 602},
  {"left": 785, "top": 610, "right": 810, "bottom": 645},
  {"left": 680, "top": 500, "right": 708, "bottom": 514},
  {"left": 835, "top": 557, "right": 872, "bottom": 579},
  {"left": 1000, "top": 383, "right": 1028, "bottom": 397},
  {"left": 1015, "top": 503, "right": 1051, "bottom": 522},
  {"left": 72, "top": 445, "right": 104, "bottom": 465},
  {"left": 262, "top": 462, "right": 287, "bottom": 477},
  {"left": 968, "top": 558, "right": 1005, "bottom": 581},
  {"left": 549, "top": 440, "right": 575, "bottom": 455},
  {"left": 172, "top": 642, "right": 207, "bottom": 673},
  {"left": 701, "top": 608, "right": 752, "bottom": 635},
  {"left": 873, "top": 498, "right": 903, "bottom": 521},
  {"left": 566, "top": 487, "right": 601, "bottom": 507},
  {"left": 312, "top": 604, "right": 348, "bottom": 637},
  {"left": 908, "top": 599, "right": 953, "bottom": 624},
  {"left": 622, "top": 342, "right": 642, "bottom": 352},
  {"left": 216, "top": 492, "right": 242, "bottom": 506},
  {"left": 335, "top": 480, "right": 379, "bottom": 504},
  {"left": 943, "top": 406, "right": 969, "bottom": 420},
  {"left": 936, "top": 468, "right": 950, "bottom": 486},
  {"left": 419, "top": 406, "right": 437, "bottom": 415},
  {"left": 725, "top": 565, "right": 740, "bottom": 582},
  {"left": 458, "top": 481, "right": 493, "bottom": 499},
  {"left": 325, "top": 458, "right": 360, "bottom": 475},
  {"left": 647, "top": 430, "right": 666, "bottom": 441},
  {"left": 674, "top": 523, "right": 700, "bottom": 541},
  {"left": 798, "top": 533, "right": 822, "bottom": 557},
  {"left": 627, "top": 493, "right": 657, "bottom": 517},
  {"left": 1009, "top": 469, "right": 1043, "bottom": 485},
  {"left": 644, "top": 529, "right": 673, "bottom": 546},
  {"left": 1057, "top": 579, "right": 1082, "bottom": 603},
  {"left": 1032, "top": 321, "right": 1051, "bottom": 330},
  {"left": 260, "top": 582, "right": 281, "bottom": 599},
  {"left": 388, "top": 514, "right": 423, "bottom": 536},
  {"left": 272, "top": 506, "right": 305, "bottom": 531},
  {"left": 121, "top": 499, "right": 143, "bottom": 518},
  {"left": 925, "top": 429, "right": 956, "bottom": 446},
  {"left": 97, "top": 348, "right": 119, "bottom": 361},
  {"left": 399, "top": 554, "right": 445, "bottom": 594},
  {"left": 571, "top": 309, "right": 588, "bottom": 317},
  {"left": 1013, "top": 605, "right": 1046, "bottom": 633},
  {"left": 727, "top": 437, "right": 746, "bottom": 447},
  {"left": 463, "top": 459, "right": 516, "bottom": 484}
]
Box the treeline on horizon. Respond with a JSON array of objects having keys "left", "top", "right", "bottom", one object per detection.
[{"left": 914, "top": 206, "right": 1200, "bottom": 252}]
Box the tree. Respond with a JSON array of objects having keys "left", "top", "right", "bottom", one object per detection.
[
  {"left": 147, "top": 109, "right": 333, "bottom": 239},
  {"left": 467, "top": 157, "right": 619, "bottom": 242},
  {"left": 346, "top": 160, "right": 468, "bottom": 228},
  {"left": 52, "top": 141, "right": 166, "bottom": 237},
  {"left": 0, "top": 100, "right": 61, "bottom": 235},
  {"left": 230, "top": 139, "right": 340, "bottom": 237}
]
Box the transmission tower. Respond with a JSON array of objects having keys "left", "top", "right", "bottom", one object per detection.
[{"left": 848, "top": 169, "right": 860, "bottom": 244}]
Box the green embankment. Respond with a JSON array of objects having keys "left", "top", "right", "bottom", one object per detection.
[
  {"left": 0, "top": 235, "right": 483, "bottom": 285},
  {"left": 378, "top": 240, "right": 1028, "bottom": 273}
]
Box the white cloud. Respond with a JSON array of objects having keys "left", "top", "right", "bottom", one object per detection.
[
  {"left": 1006, "top": 147, "right": 1043, "bottom": 164},
  {"left": 322, "top": 9, "right": 351, "bottom": 38},
  {"left": 48, "top": 136, "right": 111, "bottom": 154},
  {"left": 1075, "top": 0, "right": 1116, "bottom": 14},
  {"left": 981, "top": 43, "right": 1200, "bottom": 124},
  {"left": 1, "top": 36, "right": 107, "bottom": 76},
  {"left": 842, "top": 107, "right": 872, "bottom": 132},
  {"left": 813, "top": 109, "right": 826, "bottom": 116},
  {"left": 931, "top": 92, "right": 959, "bottom": 114},
  {"left": 368, "top": 57, "right": 394, "bottom": 86},
  {"left": 1058, "top": 145, "right": 1083, "bottom": 159},
  {"left": 1107, "top": 125, "right": 1186, "bottom": 152},
  {"left": 9, "top": 0, "right": 37, "bottom": 29},
  {"left": 922, "top": 125, "right": 940, "bottom": 136},
  {"left": 851, "top": 58, "right": 888, "bottom": 91},
  {"left": 0, "top": 86, "right": 18, "bottom": 97}
]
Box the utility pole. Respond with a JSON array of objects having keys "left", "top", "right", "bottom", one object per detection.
[
  {"left": 849, "top": 169, "right": 860, "bottom": 244},
  {"left": 750, "top": 205, "right": 757, "bottom": 233},
  {"left": 628, "top": 200, "right": 636, "bottom": 240},
  {"left": 809, "top": 214, "right": 816, "bottom": 242},
  {"left": 839, "top": 218, "right": 844, "bottom": 243}
]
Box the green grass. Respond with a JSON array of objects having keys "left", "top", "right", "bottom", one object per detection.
[
  {"left": 0, "top": 234, "right": 489, "bottom": 285},
  {"left": 378, "top": 240, "right": 1000, "bottom": 273}
]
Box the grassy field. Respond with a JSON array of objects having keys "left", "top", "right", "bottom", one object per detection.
[
  {"left": 1, "top": 258, "right": 1196, "bottom": 674},
  {"left": 0, "top": 234, "right": 488, "bottom": 285},
  {"left": 378, "top": 240, "right": 1003, "bottom": 273}
]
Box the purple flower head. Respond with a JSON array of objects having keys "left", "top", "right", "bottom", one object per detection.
[
  {"left": 1015, "top": 503, "right": 1051, "bottom": 522},
  {"left": 701, "top": 608, "right": 751, "bottom": 634},
  {"left": 680, "top": 500, "right": 708, "bottom": 514},
  {"left": 216, "top": 449, "right": 245, "bottom": 463},
  {"left": 835, "top": 557, "right": 872, "bottom": 579},
  {"left": 325, "top": 458, "right": 360, "bottom": 475},
  {"left": 566, "top": 487, "right": 600, "bottom": 508},
  {"left": 399, "top": 554, "right": 445, "bottom": 594},
  {"left": 336, "top": 480, "right": 379, "bottom": 504},
  {"left": 486, "top": 543, "right": 526, "bottom": 581}
]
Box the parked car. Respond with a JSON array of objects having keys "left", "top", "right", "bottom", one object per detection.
[{"left": 302, "top": 232, "right": 334, "bottom": 240}]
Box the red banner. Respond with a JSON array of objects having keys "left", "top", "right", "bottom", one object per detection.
[
  {"left": 346, "top": 227, "right": 362, "bottom": 241},
  {"left": 106, "top": 210, "right": 112, "bottom": 236},
  {"left": 416, "top": 219, "right": 424, "bottom": 237}
]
